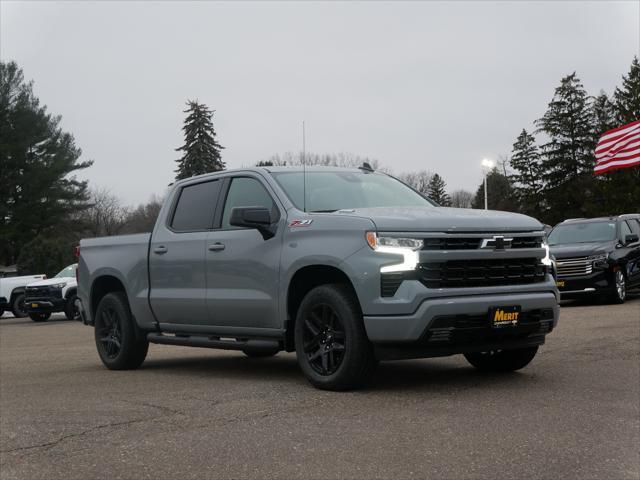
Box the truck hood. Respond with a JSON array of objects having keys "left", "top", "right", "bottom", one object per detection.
[
  {"left": 549, "top": 241, "right": 615, "bottom": 259},
  {"left": 3, "top": 274, "right": 45, "bottom": 283},
  {"left": 27, "top": 277, "right": 76, "bottom": 288},
  {"left": 339, "top": 206, "right": 543, "bottom": 233}
]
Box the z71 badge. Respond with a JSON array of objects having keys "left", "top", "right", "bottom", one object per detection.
[{"left": 289, "top": 219, "right": 313, "bottom": 227}]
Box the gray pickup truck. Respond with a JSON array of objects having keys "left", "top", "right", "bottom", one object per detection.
[{"left": 78, "top": 165, "right": 559, "bottom": 390}]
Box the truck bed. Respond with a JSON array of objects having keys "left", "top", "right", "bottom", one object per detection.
[{"left": 79, "top": 233, "right": 156, "bottom": 329}]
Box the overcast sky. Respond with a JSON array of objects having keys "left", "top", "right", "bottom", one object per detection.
[{"left": 1, "top": 1, "right": 639, "bottom": 205}]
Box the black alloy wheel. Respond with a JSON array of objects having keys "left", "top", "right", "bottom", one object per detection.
[
  {"left": 294, "top": 284, "right": 376, "bottom": 390},
  {"left": 94, "top": 292, "right": 148, "bottom": 370},
  {"left": 302, "top": 303, "right": 346, "bottom": 376},
  {"left": 97, "top": 306, "right": 123, "bottom": 359}
]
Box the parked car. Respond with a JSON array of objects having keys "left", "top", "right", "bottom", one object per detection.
[
  {"left": 0, "top": 272, "right": 47, "bottom": 317},
  {"left": 78, "top": 165, "right": 559, "bottom": 390},
  {"left": 25, "top": 264, "right": 79, "bottom": 322},
  {"left": 548, "top": 214, "right": 640, "bottom": 303}
]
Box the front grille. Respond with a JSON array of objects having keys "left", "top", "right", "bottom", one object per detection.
[
  {"left": 418, "top": 258, "right": 546, "bottom": 289},
  {"left": 555, "top": 257, "right": 592, "bottom": 277},
  {"left": 425, "top": 309, "right": 554, "bottom": 344},
  {"left": 25, "top": 286, "right": 62, "bottom": 299},
  {"left": 422, "top": 235, "right": 542, "bottom": 251}
]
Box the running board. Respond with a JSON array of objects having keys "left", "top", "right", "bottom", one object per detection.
[{"left": 147, "top": 332, "right": 280, "bottom": 352}]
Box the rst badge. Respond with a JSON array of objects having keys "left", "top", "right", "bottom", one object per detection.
[{"left": 289, "top": 219, "right": 313, "bottom": 228}]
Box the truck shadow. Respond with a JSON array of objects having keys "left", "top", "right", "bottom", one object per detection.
[{"left": 141, "top": 353, "right": 528, "bottom": 392}]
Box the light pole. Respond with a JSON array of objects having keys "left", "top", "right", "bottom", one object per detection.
[{"left": 481, "top": 158, "right": 495, "bottom": 210}]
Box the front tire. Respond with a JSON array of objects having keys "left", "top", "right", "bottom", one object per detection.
[
  {"left": 11, "top": 293, "right": 28, "bottom": 318},
  {"left": 608, "top": 270, "right": 626, "bottom": 304},
  {"left": 29, "top": 312, "right": 51, "bottom": 322},
  {"left": 294, "top": 284, "right": 376, "bottom": 391},
  {"left": 464, "top": 346, "right": 539, "bottom": 372},
  {"left": 64, "top": 294, "right": 81, "bottom": 321},
  {"left": 94, "top": 292, "right": 148, "bottom": 370}
]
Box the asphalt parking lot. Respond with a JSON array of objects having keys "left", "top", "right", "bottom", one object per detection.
[{"left": 1, "top": 296, "right": 639, "bottom": 480}]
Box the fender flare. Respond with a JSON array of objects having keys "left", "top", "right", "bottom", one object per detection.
[{"left": 10, "top": 286, "right": 25, "bottom": 301}]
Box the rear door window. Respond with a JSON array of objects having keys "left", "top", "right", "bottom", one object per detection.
[{"left": 171, "top": 180, "right": 222, "bottom": 231}]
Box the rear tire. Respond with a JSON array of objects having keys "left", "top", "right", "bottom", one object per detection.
[
  {"left": 464, "top": 346, "right": 539, "bottom": 372},
  {"left": 294, "top": 284, "right": 376, "bottom": 391},
  {"left": 0, "top": 309, "right": 4, "bottom": 317},
  {"left": 64, "top": 294, "right": 80, "bottom": 321},
  {"left": 94, "top": 292, "right": 148, "bottom": 370},
  {"left": 29, "top": 312, "right": 51, "bottom": 322},
  {"left": 11, "top": 293, "right": 28, "bottom": 318}
]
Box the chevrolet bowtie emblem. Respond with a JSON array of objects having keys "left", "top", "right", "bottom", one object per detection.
[{"left": 480, "top": 236, "right": 513, "bottom": 250}]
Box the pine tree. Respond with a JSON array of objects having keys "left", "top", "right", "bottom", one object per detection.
[
  {"left": 175, "top": 101, "right": 225, "bottom": 180},
  {"left": 426, "top": 173, "right": 450, "bottom": 206},
  {"left": 509, "top": 129, "right": 544, "bottom": 217},
  {"left": 601, "top": 57, "right": 640, "bottom": 214},
  {"left": 472, "top": 169, "right": 519, "bottom": 212},
  {"left": 593, "top": 91, "right": 617, "bottom": 134},
  {"left": 0, "top": 61, "right": 92, "bottom": 266},
  {"left": 535, "top": 73, "right": 597, "bottom": 224},
  {"left": 613, "top": 56, "right": 640, "bottom": 123}
]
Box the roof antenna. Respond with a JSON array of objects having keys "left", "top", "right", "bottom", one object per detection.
[
  {"left": 302, "top": 120, "right": 306, "bottom": 213},
  {"left": 359, "top": 162, "right": 374, "bottom": 172}
]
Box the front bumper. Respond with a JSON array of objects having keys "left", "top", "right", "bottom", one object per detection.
[
  {"left": 25, "top": 298, "right": 65, "bottom": 314},
  {"left": 363, "top": 291, "right": 558, "bottom": 358},
  {"left": 556, "top": 269, "right": 613, "bottom": 298}
]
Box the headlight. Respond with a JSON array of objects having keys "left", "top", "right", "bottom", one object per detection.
[
  {"left": 541, "top": 242, "right": 552, "bottom": 267},
  {"left": 366, "top": 232, "right": 423, "bottom": 273},
  {"left": 51, "top": 282, "right": 67, "bottom": 289},
  {"left": 589, "top": 253, "right": 609, "bottom": 268}
]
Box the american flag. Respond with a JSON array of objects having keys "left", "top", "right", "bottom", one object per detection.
[{"left": 594, "top": 120, "right": 640, "bottom": 175}]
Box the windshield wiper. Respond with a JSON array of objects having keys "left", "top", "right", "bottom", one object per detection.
[{"left": 309, "top": 209, "right": 338, "bottom": 213}]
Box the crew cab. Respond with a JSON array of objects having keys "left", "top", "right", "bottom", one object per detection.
[
  {"left": 548, "top": 215, "right": 640, "bottom": 303},
  {"left": 78, "top": 166, "right": 559, "bottom": 390},
  {"left": 25, "top": 264, "right": 79, "bottom": 322},
  {"left": 0, "top": 272, "right": 47, "bottom": 318}
]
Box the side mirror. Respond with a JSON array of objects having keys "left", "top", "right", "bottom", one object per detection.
[
  {"left": 229, "top": 206, "right": 276, "bottom": 239},
  {"left": 625, "top": 233, "right": 639, "bottom": 245}
]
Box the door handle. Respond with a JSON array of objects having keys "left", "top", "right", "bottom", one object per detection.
[
  {"left": 208, "top": 243, "right": 225, "bottom": 252},
  {"left": 153, "top": 246, "right": 168, "bottom": 254}
]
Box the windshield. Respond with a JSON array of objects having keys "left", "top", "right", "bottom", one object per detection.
[
  {"left": 272, "top": 171, "right": 435, "bottom": 211},
  {"left": 55, "top": 264, "right": 77, "bottom": 278},
  {"left": 548, "top": 222, "right": 617, "bottom": 245}
]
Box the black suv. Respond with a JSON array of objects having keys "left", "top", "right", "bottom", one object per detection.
[{"left": 548, "top": 214, "right": 640, "bottom": 303}]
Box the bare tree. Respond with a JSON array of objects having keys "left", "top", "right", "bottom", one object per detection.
[
  {"left": 397, "top": 170, "right": 433, "bottom": 196},
  {"left": 81, "top": 188, "right": 129, "bottom": 237},
  {"left": 449, "top": 189, "right": 475, "bottom": 208},
  {"left": 121, "top": 195, "right": 163, "bottom": 234},
  {"left": 258, "top": 152, "right": 380, "bottom": 169}
]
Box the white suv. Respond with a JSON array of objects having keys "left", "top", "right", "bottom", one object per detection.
[{"left": 0, "top": 272, "right": 47, "bottom": 318}]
